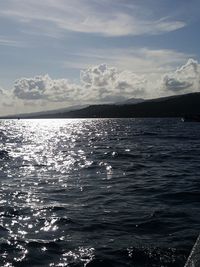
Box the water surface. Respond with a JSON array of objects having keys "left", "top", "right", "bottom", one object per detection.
[{"left": 0, "top": 118, "right": 200, "bottom": 266}]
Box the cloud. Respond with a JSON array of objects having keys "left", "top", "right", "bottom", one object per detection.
[
  {"left": 0, "top": 0, "right": 186, "bottom": 37},
  {"left": 80, "top": 64, "right": 147, "bottom": 102},
  {"left": 63, "top": 47, "right": 192, "bottom": 75},
  {"left": 12, "top": 59, "right": 200, "bottom": 107},
  {"left": 163, "top": 77, "right": 192, "bottom": 91},
  {"left": 1, "top": 58, "right": 200, "bottom": 116},
  {"left": 0, "top": 37, "right": 24, "bottom": 47},
  {"left": 13, "top": 74, "right": 80, "bottom": 102},
  {"left": 163, "top": 59, "right": 200, "bottom": 94},
  {"left": 12, "top": 64, "right": 148, "bottom": 107},
  {"left": 0, "top": 87, "right": 14, "bottom": 112}
]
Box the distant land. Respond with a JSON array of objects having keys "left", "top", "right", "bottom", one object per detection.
[
  {"left": 7, "top": 104, "right": 88, "bottom": 119},
  {"left": 1, "top": 92, "right": 200, "bottom": 119},
  {"left": 115, "top": 97, "right": 145, "bottom": 105}
]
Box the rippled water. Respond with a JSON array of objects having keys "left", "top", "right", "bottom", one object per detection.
[{"left": 0, "top": 118, "right": 200, "bottom": 267}]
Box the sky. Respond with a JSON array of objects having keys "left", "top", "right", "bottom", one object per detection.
[{"left": 0, "top": 0, "right": 200, "bottom": 115}]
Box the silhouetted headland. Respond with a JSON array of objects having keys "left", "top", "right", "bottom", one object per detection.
[{"left": 1, "top": 92, "right": 200, "bottom": 119}]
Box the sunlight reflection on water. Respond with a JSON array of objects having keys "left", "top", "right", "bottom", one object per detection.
[
  {"left": 5, "top": 119, "right": 95, "bottom": 176},
  {"left": 0, "top": 118, "right": 198, "bottom": 266},
  {"left": 0, "top": 119, "right": 115, "bottom": 266}
]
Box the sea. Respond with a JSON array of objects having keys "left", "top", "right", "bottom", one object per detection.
[{"left": 0, "top": 118, "right": 200, "bottom": 267}]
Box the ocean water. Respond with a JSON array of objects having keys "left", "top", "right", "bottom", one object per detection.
[{"left": 0, "top": 118, "right": 200, "bottom": 267}]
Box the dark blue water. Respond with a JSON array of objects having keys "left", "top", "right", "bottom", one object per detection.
[{"left": 0, "top": 118, "right": 200, "bottom": 267}]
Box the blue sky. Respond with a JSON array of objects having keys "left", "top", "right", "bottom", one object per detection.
[{"left": 0, "top": 0, "right": 200, "bottom": 115}]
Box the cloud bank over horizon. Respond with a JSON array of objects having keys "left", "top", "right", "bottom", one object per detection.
[{"left": 0, "top": 58, "right": 200, "bottom": 115}]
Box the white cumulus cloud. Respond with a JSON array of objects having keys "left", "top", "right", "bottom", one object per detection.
[
  {"left": 12, "top": 59, "right": 200, "bottom": 107},
  {"left": 0, "top": 87, "right": 14, "bottom": 114},
  {"left": 1, "top": 58, "right": 200, "bottom": 116},
  {"left": 80, "top": 64, "right": 147, "bottom": 102},
  {"left": 163, "top": 59, "right": 200, "bottom": 94},
  {"left": 13, "top": 74, "right": 80, "bottom": 102},
  {"left": 12, "top": 64, "right": 149, "bottom": 106}
]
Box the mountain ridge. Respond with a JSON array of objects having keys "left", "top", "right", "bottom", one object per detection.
[{"left": 1, "top": 92, "right": 200, "bottom": 119}]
